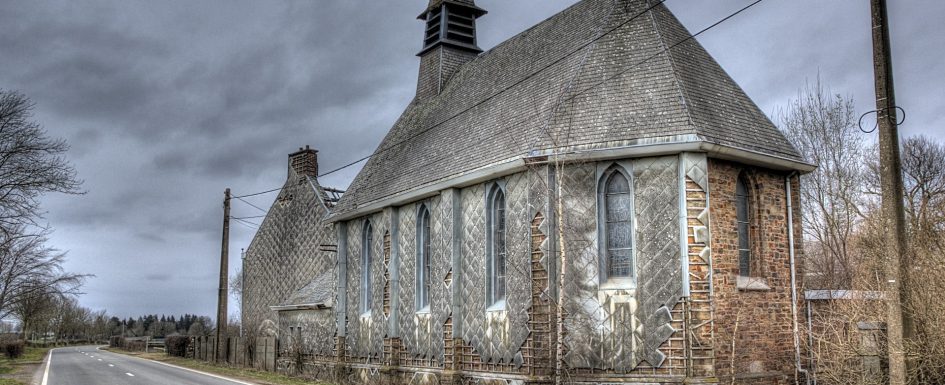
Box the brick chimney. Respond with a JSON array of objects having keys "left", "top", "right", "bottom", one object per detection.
[
  {"left": 415, "top": 0, "right": 486, "bottom": 99},
  {"left": 288, "top": 145, "right": 318, "bottom": 178}
]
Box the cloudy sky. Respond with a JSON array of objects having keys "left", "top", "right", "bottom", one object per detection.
[{"left": 1, "top": 0, "right": 941, "bottom": 320}]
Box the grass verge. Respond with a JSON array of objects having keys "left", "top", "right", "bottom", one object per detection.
[
  {"left": 105, "top": 348, "right": 330, "bottom": 385},
  {"left": 0, "top": 346, "right": 52, "bottom": 385}
]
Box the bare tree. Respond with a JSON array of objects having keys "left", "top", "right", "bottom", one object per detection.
[
  {"left": 809, "top": 136, "right": 945, "bottom": 384},
  {"left": 778, "top": 79, "right": 866, "bottom": 289},
  {"left": 0, "top": 227, "right": 86, "bottom": 320},
  {"left": 0, "top": 90, "right": 82, "bottom": 235}
]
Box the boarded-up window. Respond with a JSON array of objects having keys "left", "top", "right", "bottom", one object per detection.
[
  {"left": 361, "top": 220, "right": 373, "bottom": 314},
  {"left": 487, "top": 184, "right": 507, "bottom": 306},
  {"left": 417, "top": 205, "right": 432, "bottom": 310},
  {"left": 736, "top": 175, "right": 751, "bottom": 277},
  {"left": 603, "top": 169, "right": 633, "bottom": 279}
]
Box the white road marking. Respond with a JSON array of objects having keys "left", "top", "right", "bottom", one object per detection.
[
  {"left": 97, "top": 358, "right": 103, "bottom": 361},
  {"left": 146, "top": 359, "right": 256, "bottom": 384},
  {"left": 41, "top": 349, "right": 52, "bottom": 385},
  {"left": 93, "top": 345, "right": 253, "bottom": 384},
  {"left": 109, "top": 364, "right": 115, "bottom": 367}
]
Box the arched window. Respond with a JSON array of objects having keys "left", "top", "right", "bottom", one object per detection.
[
  {"left": 600, "top": 167, "right": 634, "bottom": 281},
  {"left": 416, "top": 204, "right": 432, "bottom": 310},
  {"left": 735, "top": 174, "right": 752, "bottom": 277},
  {"left": 361, "top": 220, "right": 373, "bottom": 315},
  {"left": 486, "top": 184, "right": 507, "bottom": 306}
]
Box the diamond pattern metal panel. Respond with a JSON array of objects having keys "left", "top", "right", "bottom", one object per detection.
[
  {"left": 428, "top": 194, "right": 451, "bottom": 361},
  {"left": 560, "top": 158, "right": 681, "bottom": 371},
  {"left": 459, "top": 184, "right": 487, "bottom": 358},
  {"left": 559, "top": 163, "right": 607, "bottom": 368},
  {"left": 398, "top": 204, "right": 418, "bottom": 354},
  {"left": 242, "top": 174, "right": 337, "bottom": 356},
  {"left": 501, "top": 172, "right": 531, "bottom": 366},
  {"left": 457, "top": 175, "right": 533, "bottom": 365},
  {"left": 345, "top": 214, "right": 386, "bottom": 360},
  {"left": 632, "top": 156, "right": 682, "bottom": 367},
  {"left": 683, "top": 152, "right": 708, "bottom": 192}
]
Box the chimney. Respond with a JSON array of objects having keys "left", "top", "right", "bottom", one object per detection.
[
  {"left": 415, "top": 0, "right": 487, "bottom": 99},
  {"left": 288, "top": 145, "right": 318, "bottom": 178}
]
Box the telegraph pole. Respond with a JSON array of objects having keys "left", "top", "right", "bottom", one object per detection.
[
  {"left": 216, "top": 188, "right": 231, "bottom": 362},
  {"left": 870, "top": 1, "right": 911, "bottom": 384}
]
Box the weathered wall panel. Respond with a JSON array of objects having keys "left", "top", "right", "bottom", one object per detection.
[
  {"left": 397, "top": 196, "right": 452, "bottom": 363},
  {"left": 562, "top": 157, "right": 682, "bottom": 372},
  {"left": 242, "top": 173, "right": 337, "bottom": 355},
  {"left": 459, "top": 173, "right": 532, "bottom": 365},
  {"left": 345, "top": 213, "right": 387, "bottom": 360}
]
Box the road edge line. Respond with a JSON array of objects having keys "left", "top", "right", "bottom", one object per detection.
[
  {"left": 96, "top": 346, "right": 256, "bottom": 385},
  {"left": 41, "top": 348, "right": 53, "bottom": 385}
]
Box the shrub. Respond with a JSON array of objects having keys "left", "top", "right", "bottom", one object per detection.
[
  {"left": 1, "top": 340, "right": 24, "bottom": 359},
  {"left": 165, "top": 335, "right": 190, "bottom": 357},
  {"left": 109, "top": 336, "right": 123, "bottom": 348}
]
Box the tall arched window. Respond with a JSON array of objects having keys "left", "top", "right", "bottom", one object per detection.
[
  {"left": 735, "top": 174, "right": 752, "bottom": 277},
  {"left": 601, "top": 167, "right": 633, "bottom": 281},
  {"left": 486, "top": 184, "right": 507, "bottom": 306},
  {"left": 361, "top": 220, "right": 373, "bottom": 315},
  {"left": 416, "top": 204, "right": 432, "bottom": 310}
]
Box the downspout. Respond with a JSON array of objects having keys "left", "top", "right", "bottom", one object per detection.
[
  {"left": 786, "top": 172, "right": 811, "bottom": 385},
  {"left": 806, "top": 298, "right": 817, "bottom": 385}
]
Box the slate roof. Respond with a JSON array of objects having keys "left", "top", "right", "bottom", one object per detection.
[
  {"left": 333, "top": 0, "right": 805, "bottom": 217},
  {"left": 277, "top": 271, "right": 335, "bottom": 309}
]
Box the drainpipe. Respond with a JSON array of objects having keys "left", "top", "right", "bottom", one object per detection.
[
  {"left": 806, "top": 299, "right": 817, "bottom": 385},
  {"left": 786, "top": 172, "right": 811, "bottom": 385}
]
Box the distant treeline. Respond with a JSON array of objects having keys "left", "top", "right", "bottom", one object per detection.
[{"left": 110, "top": 314, "right": 214, "bottom": 338}]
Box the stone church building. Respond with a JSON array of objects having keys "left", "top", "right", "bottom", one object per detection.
[{"left": 242, "top": 0, "right": 815, "bottom": 384}]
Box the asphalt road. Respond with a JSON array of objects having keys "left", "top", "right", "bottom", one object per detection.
[{"left": 42, "top": 346, "right": 254, "bottom": 385}]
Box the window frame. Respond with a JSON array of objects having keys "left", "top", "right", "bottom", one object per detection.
[
  {"left": 485, "top": 182, "right": 508, "bottom": 310},
  {"left": 360, "top": 220, "right": 374, "bottom": 316},
  {"left": 735, "top": 173, "right": 752, "bottom": 277},
  {"left": 597, "top": 162, "right": 636, "bottom": 289},
  {"left": 416, "top": 203, "right": 432, "bottom": 312}
]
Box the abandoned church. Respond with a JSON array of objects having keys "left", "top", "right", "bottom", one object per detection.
[{"left": 241, "top": 0, "right": 815, "bottom": 384}]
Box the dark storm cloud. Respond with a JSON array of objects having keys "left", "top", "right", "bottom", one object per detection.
[{"left": 0, "top": 0, "right": 940, "bottom": 319}]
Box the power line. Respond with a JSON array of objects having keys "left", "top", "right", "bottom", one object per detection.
[
  {"left": 230, "top": 0, "right": 765, "bottom": 199},
  {"left": 314, "top": 0, "right": 671, "bottom": 180},
  {"left": 233, "top": 196, "right": 268, "bottom": 213},
  {"left": 347, "top": 0, "right": 767, "bottom": 196},
  {"left": 231, "top": 215, "right": 267, "bottom": 220},
  {"left": 232, "top": 218, "right": 258, "bottom": 230},
  {"left": 232, "top": 187, "right": 283, "bottom": 199}
]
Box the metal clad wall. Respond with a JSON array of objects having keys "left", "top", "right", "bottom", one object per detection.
[
  {"left": 428, "top": 193, "right": 451, "bottom": 360},
  {"left": 397, "top": 196, "right": 451, "bottom": 362},
  {"left": 345, "top": 213, "right": 387, "bottom": 359},
  {"left": 457, "top": 173, "right": 533, "bottom": 365},
  {"left": 278, "top": 310, "right": 335, "bottom": 357},
  {"left": 562, "top": 157, "right": 682, "bottom": 371},
  {"left": 459, "top": 183, "right": 487, "bottom": 357},
  {"left": 242, "top": 175, "right": 336, "bottom": 344},
  {"left": 632, "top": 155, "right": 682, "bottom": 367},
  {"left": 397, "top": 204, "right": 418, "bottom": 355},
  {"left": 560, "top": 163, "right": 605, "bottom": 368}
]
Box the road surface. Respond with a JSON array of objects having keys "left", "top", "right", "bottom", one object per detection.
[{"left": 42, "top": 345, "right": 254, "bottom": 385}]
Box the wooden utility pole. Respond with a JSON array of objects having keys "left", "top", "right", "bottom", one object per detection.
[
  {"left": 216, "top": 188, "right": 231, "bottom": 362},
  {"left": 870, "top": 1, "right": 912, "bottom": 384}
]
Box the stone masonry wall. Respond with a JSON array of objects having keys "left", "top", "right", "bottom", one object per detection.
[{"left": 709, "top": 159, "right": 804, "bottom": 385}]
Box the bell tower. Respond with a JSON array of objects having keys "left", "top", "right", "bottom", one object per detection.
[{"left": 415, "top": 0, "right": 487, "bottom": 99}]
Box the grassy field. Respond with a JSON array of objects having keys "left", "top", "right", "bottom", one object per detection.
[
  {"left": 106, "top": 348, "right": 331, "bottom": 385},
  {"left": 0, "top": 346, "right": 51, "bottom": 385}
]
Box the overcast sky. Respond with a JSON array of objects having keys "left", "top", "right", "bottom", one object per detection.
[{"left": 1, "top": 0, "right": 941, "bottom": 320}]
